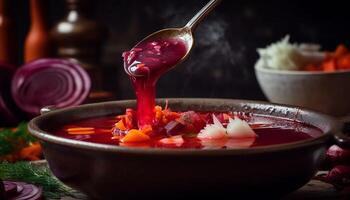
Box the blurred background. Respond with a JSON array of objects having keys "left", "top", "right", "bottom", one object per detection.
[{"left": 4, "top": 0, "right": 350, "bottom": 100}]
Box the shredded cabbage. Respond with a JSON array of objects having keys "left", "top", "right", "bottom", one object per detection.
[{"left": 257, "top": 36, "right": 308, "bottom": 70}]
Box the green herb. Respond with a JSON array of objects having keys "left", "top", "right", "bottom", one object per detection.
[
  {"left": 0, "top": 122, "right": 36, "bottom": 156},
  {"left": 0, "top": 162, "right": 77, "bottom": 199}
]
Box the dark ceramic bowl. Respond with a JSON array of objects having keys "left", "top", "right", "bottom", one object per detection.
[{"left": 28, "top": 99, "right": 350, "bottom": 199}]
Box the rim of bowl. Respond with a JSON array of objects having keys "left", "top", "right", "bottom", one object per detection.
[
  {"left": 28, "top": 98, "right": 341, "bottom": 156},
  {"left": 255, "top": 64, "right": 350, "bottom": 75}
]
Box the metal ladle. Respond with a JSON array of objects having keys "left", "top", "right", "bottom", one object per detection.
[{"left": 126, "top": 0, "right": 222, "bottom": 76}]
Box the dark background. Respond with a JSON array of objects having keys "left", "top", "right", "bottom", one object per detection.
[{"left": 13, "top": 0, "right": 350, "bottom": 101}]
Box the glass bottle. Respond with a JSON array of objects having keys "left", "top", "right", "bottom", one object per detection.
[
  {"left": 24, "top": 0, "right": 52, "bottom": 63},
  {"left": 50, "top": 0, "right": 107, "bottom": 90}
]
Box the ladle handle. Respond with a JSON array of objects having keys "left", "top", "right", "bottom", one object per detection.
[{"left": 185, "top": 0, "right": 222, "bottom": 31}]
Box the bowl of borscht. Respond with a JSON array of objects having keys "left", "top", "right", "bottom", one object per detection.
[{"left": 28, "top": 98, "right": 350, "bottom": 199}]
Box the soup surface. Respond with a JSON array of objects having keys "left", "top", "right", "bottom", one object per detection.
[{"left": 54, "top": 111, "right": 322, "bottom": 149}]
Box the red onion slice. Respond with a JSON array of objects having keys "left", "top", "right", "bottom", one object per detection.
[
  {"left": 4, "top": 181, "right": 18, "bottom": 198},
  {"left": 326, "top": 145, "right": 350, "bottom": 167},
  {"left": 8, "top": 182, "right": 42, "bottom": 200},
  {"left": 11, "top": 59, "right": 91, "bottom": 116}
]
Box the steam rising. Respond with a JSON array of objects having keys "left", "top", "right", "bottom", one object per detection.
[
  {"left": 157, "top": 2, "right": 249, "bottom": 76},
  {"left": 148, "top": 1, "right": 251, "bottom": 97}
]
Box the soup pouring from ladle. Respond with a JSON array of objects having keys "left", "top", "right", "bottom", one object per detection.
[{"left": 124, "top": 0, "right": 222, "bottom": 77}]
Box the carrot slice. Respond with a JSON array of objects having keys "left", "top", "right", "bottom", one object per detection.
[
  {"left": 19, "top": 143, "right": 42, "bottom": 161},
  {"left": 334, "top": 44, "right": 349, "bottom": 58},
  {"left": 121, "top": 129, "right": 150, "bottom": 143},
  {"left": 337, "top": 54, "right": 350, "bottom": 70},
  {"left": 68, "top": 130, "right": 95, "bottom": 135},
  {"left": 322, "top": 59, "right": 337, "bottom": 72},
  {"left": 115, "top": 120, "right": 127, "bottom": 131},
  {"left": 67, "top": 127, "right": 94, "bottom": 132},
  {"left": 141, "top": 125, "right": 153, "bottom": 135}
]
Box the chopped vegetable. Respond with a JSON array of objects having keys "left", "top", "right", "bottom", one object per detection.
[
  {"left": 3, "top": 181, "right": 17, "bottom": 198},
  {"left": 317, "top": 165, "right": 350, "bottom": 190},
  {"left": 66, "top": 127, "right": 95, "bottom": 135},
  {"left": 326, "top": 145, "right": 350, "bottom": 166},
  {"left": 0, "top": 162, "right": 76, "bottom": 199},
  {"left": 177, "top": 111, "right": 206, "bottom": 133},
  {"left": 115, "top": 120, "right": 127, "bottom": 131},
  {"left": 257, "top": 36, "right": 350, "bottom": 72},
  {"left": 19, "top": 143, "right": 42, "bottom": 161},
  {"left": 0, "top": 123, "right": 41, "bottom": 162},
  {"left": 164, "top": 120, "right": 185, "bottom": 136},
  {"left": 197, "top": 115, "right": 227, "bottom": 139},
  {"left": 11, "top": 59, "right": 91, "bottom": 116},
  {"left": 113, "top": 105, "right": 256, "bottom": 148},
  {"left": 257, "top": 36, "right": 306, "bottom": 70},
  {"left": 121, "top": 129, "right": 150, "bottom": 143},
  {"left": 198, "top": 115, "right": 256, "bottom": 140},
  {"left": 226, "top": 117, "right": 257, "bottom": 138},
  {"left": 141, "top": 125, "right": 153, "bottom": 135},
  {"left": 4, "top": 181, "right": 43, "bottom": 200}
]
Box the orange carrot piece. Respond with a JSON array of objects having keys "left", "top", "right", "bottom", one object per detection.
[
  {"left": 98, "top": 129, "right": 113, "bottom": 133},
  {"left": 68, "top": 130, "right": 95, "bottom": 135},
  {"left": 67, "top": 127, "right": 94, "bottom": 132},
  {"left": 334, "top": 44, "right": 349, "bottom": 58},
  {"left": 19, "top": 143, "right": 42, "bottom": 161},
  {"left": 337, "top": 54, "right": 350, "bottom": 70},
  {"left": 141, "top": 125, "right": 153, "bottom": 135},
  {"left": 137, "top": 63, "right": 145, "bottom": 68},
  {"left": 322, "top": 59, "right": 337, "bottom": 72},
  {"left": 121, "top": 129, "right": 150, "bottom": 143},
  {"left": 115, "top": 120, "right": 127, "bottom": 131}
]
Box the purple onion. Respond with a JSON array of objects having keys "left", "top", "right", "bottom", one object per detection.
[
  {"left": 326, "top": 145, "right": 350, "bottom": 167},
  {"left": 11, "top": 59, "right": 91, "bottom": 116},
  {"left": 318, "top": 165, "right": 350, "bottom": 189},
  {"left": 164, "top": 120, "right": 185, "bottom": 136},
  {"left": 8, "top": 181, "right": 43, "bottom": 200}
]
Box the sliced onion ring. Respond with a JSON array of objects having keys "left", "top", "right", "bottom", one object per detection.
[
  {"left": 11, "top": 59, "right": 91, "bottom": 116},
  {"left": 4, "top": 181, "right": 18, "bottom": 198},
  {"left": 10, "top": 181, "right": 43, "bottom": 200}
]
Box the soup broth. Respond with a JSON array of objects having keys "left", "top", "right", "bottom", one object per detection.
[{"left": 54, "top": 112, "right": 322, "bottom": 149}]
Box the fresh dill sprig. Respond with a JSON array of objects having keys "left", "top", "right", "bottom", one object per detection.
[{"left": 0, "top": 162, "right": 77, "bottom": 199}]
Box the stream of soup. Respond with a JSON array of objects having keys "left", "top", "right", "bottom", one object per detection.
[
  {"left": 123, "top": 38, "right": 187, "bottom": 128},
  {"left": 54, "top": 113, "right": 322, "bottom": 149}
]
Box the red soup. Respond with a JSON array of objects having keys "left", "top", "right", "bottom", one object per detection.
[{"left": 54, "top": 110, "right": 322, "bottom": 149}]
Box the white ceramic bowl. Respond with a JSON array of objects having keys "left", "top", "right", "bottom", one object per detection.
[{"left": 255, "top": 63, "right": 350, "bottom": 117}]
